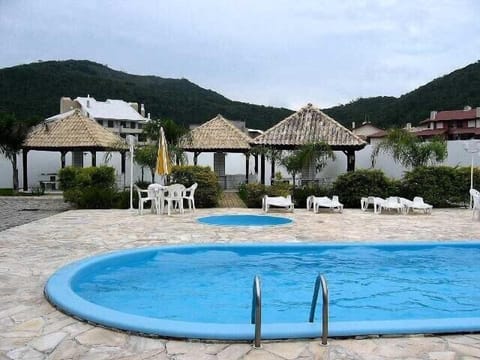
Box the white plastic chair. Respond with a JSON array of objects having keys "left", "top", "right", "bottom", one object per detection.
[
  {"left": 182, "top": 183, "right": 198, "bottom": 212},
  {"left": 148, "top": 183, "right": 167, "bottom": 214},
  {"left": 470, "top": 189, "right": 480, "bottom": 220},
  {"left": 360, "top": 196, "right": 377, "bottom": 212},
  {"left": 134, "top": 184, "right": 158, "bottom": 215},
  {"left": 163, "top": 184, "right": 186, "bottom": 215},
  {"left": 263, "top": 195, "right": 294, "bottom": 212}
]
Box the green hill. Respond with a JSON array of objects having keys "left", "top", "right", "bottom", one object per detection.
[
  {"left": 1, "top": 59, "right": 480, "bottom": 130},
  {"left": 323, "top": 60, "right": 480, "bottom": 128},
  {"left": 0, "top": 60, "right": 293, "bottom": 129}
]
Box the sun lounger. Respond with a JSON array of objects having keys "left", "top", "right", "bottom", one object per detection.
[
  {"left": 307, "top": 195, "right": 343, "bottom": 213},
  {"left": 361, "top": 196, "right": 385, "bottom": 214},
  {"left": 378, "top": 196, "right": 404, "bottom": 214},
  {"left": 470, "top": 189, "right": 480, "bottom": 220},
  {"left": 263, "top": 195, "right": 294, "bottom": 212},
  {"left": 399, "top": 197, "right": 432, "bottom": 214}
]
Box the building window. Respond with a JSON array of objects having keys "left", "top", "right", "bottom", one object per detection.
[
  {"left": 97, "top": 120, "right": 103, "bottom": 126},
  {"left": 138, "top": 134, "right": 146, "bottom": 142},
  {"left": 120, "top": 121, "right": 126, "bottom": 128},
  {"left": 468, "top": 120, "right": 475, "bottom": 128},
  {"left": 437, "top": 122, "right": 444, "bottom": 129},
  {"left": 138, "top": 123, "right": 143, "bottom": 129},
  {"left": 107, "top": 120, "right": 114, "bottom": 128},
  {"left": 130, "top": 122, "right": 136, "bottom": 129}
]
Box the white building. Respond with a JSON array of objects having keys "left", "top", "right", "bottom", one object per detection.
[{"left": 60, "top": 96, "right": 149, "bottom": 141}]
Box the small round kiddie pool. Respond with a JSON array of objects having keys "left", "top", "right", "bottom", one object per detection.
[
  {"left": 197, "top": 214, "right": 293, "bottom": 227},
  {"left": 45, "top": 243, "right": 480, "bottom": 340}
]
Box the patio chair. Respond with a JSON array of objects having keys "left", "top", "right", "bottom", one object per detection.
[
  {"left": 134, "top": 184, "right": 158, "bottom": 215},
  {"left": 263, "top": 195, "right": 294, "bottom": 212},
  {"left": 148, "top": 183, "right": 167, "bottom": 214},
  {"left": 163, "top": 184, "right": 186, "bottom": 216},
  {"left": 378, "top": 196, "right": 404, "bottom": 214},
  {"left": 469, "top": 189, "right": 480, "bottom": 220},
  {"left": 182, "top": 182, "right": 198, "bottom": 212}
]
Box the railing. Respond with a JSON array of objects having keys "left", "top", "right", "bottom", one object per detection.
[
  {"left": 309, "top": 274, "right": 329, "bottom": 345},
  {"left": 251, "top": 275, "right": 262, "bottom": 348}
]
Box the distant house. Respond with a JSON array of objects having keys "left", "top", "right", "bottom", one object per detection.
[
  {"left": 59, "top": 96, "right": 149, "bottom": 141},
  {"left": 351, "top": 122, "right": 385, "bottom": 143},
  {"left": 417, "top": 106, "right": 480, "bottom": 140}
]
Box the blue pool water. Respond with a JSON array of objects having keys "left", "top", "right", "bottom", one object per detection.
[
  {"left": 45, "top": 243, "right": 480, "bottom": 339},
  {"left": 197, "top": 214, "right": 292, "bottom": 226}
]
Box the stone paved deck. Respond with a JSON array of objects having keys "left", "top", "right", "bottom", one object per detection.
[
  {"left": 1, "top": 206, "right": 480, "bottom": 359},
  {"left": 0, "top": 196, "right": 71, "bottom": 232}
]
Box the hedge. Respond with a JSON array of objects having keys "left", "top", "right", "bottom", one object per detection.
[{"left": 169, "top": 165, "right": 221, "bottom": 208}]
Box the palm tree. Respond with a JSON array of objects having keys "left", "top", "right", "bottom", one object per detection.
[
  {"left": 0, "top": 113, "right": 33, "bottom": 190},
  {"left": 371, "top": 128, "right": 447, "bottom": 168},
  {"left": 280, "top": 142, "right": 335, "bottom": 193}
]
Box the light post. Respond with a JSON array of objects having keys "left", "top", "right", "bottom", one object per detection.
[
  {"left": 126, "top": 135, "right": 137, "bottom": 211},
  {"left": 463, "top": 139, "right": 480, "bottom": 209}
]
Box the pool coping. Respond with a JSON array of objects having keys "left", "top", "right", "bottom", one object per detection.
[{"left": 45, "top": 241, "right": 480, "bottom": 340}]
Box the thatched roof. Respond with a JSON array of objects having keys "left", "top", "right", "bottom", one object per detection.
[
  {"left": 254, "top": 103, "right": 367, "bottom": 150},
  {"left": 23, "top": 109, "right": 127, "bottom": 151},
  {"left": 180, "top": 114, "right": 252, "bottom": 152}
]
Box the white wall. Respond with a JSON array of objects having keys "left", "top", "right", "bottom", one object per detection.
[{"left": 1, "top": 141, "right": 478, "bottom": 189}]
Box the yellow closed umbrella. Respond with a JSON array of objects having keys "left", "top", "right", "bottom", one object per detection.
[{"left": 156, "top": 127, "right": 171, "bottom": 180}]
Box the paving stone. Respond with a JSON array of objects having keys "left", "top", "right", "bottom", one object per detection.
[
  {"left": 29, "top": 331, "right": 67, "bottom": 353},
  {"left": 75, "top": 328, "right": 127, "bottom": 346},
  {"left": 428, "top": 351, "right": 457, "bottom": 360},
  {"left": 6, "top": 346, "right": 44, "bottom": 360},
  {"left": 13, "top": 318, "right": 44, "bottom": 333},
  {"left": 262, "top": 341, "right": 309, "bottom": 359},
  {"left": 216, "top": 343, "right": 252, "bottom": 360}
]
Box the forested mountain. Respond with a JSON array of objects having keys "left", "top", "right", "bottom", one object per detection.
[
  {"left": 0, "top": 60, "right": 293, "bottom": 129},
  {"left": 324, "top": 61, "right": 480, "bottom": 128},
  {"left": 1, "top": 59, "right": 479, "bottom": 130}
]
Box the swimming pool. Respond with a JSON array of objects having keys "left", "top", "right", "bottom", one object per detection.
[
  {"left": 197, "top": 214, "right": 293, "bottom": 227},
  {"left": 45, "top": 242, "right": 480, "bottom": 340}
]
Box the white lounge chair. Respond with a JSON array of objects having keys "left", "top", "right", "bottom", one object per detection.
[
  {"left": 307, "top": 195, "right": 343, "bottom": 213},
  {"left": 400, "top": 196, "right": 432, "bottom": 214},
  {"left": 182, "top": 183, "right": 198, "bottom": 212},
  {"left": 470, "top": 189, "right": 480, "bottom": 220},
  {"left": 263, "top": 195, "right": 294, "bottom": 212},
  {"left": 135, "top": 184, "right": 158, "bottom": 215}
]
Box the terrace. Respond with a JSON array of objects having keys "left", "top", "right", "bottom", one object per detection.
[{"left": 1, "top": 202, "right": 480, "bottom": 359}]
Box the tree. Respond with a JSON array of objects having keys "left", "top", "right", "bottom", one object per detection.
[
  {"left": 142, "top": 118, "right": 189, "bottom": 165},
  {"left": 280, "top": 142, "right": 335, "bottom": 193},
  {"left": 134, "top": 145, "right": 158, "bottom": 182},
  {"left": 371, "top": 128, "right": 448, "bottom": 169},
  {"left": 0, "top": 113, "right": 33, "bottom": 190}
]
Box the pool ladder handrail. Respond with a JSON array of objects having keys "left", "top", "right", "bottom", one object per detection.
[
  {"left": 251, "top": 275, "right": 262, "bottom": 348},
  {"left": 309, "top": 274, "right": 329, "bottom": 345}
]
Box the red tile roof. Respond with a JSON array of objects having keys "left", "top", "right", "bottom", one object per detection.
[{"left": 420, "top": 109, "right": 478, "bottom": 124}]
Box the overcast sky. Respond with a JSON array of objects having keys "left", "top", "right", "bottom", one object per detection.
[{"left": 1, "top": 0, "right": 479, "bottom": 110}]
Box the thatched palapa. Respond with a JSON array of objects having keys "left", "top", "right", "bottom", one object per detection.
[
  {"left": 180, "top": 114, "right": 252, "bottom": 152},
  {"left": 23, "top": 109, "right": 126, "bottom": 151},
  {"left": 254, "top": 103, "right": 366, "bottom": 150}
]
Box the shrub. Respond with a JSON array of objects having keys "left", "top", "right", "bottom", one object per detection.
[
  {"left": 400, "top": 166, "right": 480, "bottom": 207},
  {"left": 239, "top": 183, "right": 267, "bottom": 208},
  {"left": 332, "top": 169, "right": 396, "bottom": 208},
  {"left": 169, "top": 165, "right": 221, "bottom": 208},
  {"left": 58, "top": 166, "right": 117, "bottom": 209}
]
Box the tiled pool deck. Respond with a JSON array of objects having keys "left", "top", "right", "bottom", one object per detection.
[{"left": 1, "top": 205, "right": 480, "bottom": 359}]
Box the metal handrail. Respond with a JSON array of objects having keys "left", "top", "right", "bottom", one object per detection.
[
  {"left": 251, "top": 275, "right": 262, "bottom": 348},
  {"left": 309, "top": 274, "right": 329, "bottom": 345}
]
